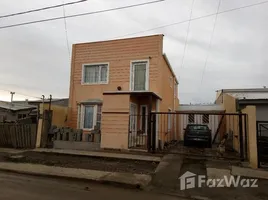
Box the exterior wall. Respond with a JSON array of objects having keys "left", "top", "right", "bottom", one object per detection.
[
  {"left": 216, "top": 93, "right": 240, "bottom": 151},
  {"left": 0, "top": 109, "right": 33, "bottom": 122},
  {"left": 156, "top": 57, "right": 179, "bottom": 144},
  {"left": 68, "top": 35, "right": 164, "bottom": 129},
  {"left": 242, "top": 106, "right": 258, "bottom": 168},
  {"left": 101, "top": 94, "right": 130, "bottom": 149},
  {"left": 256, "top": 105, "right": 268, "bottom": 121},
  {"left": 41, "top": 104, "right": 68, "bottom": 127}
]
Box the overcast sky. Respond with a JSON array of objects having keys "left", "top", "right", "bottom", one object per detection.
[{"left": 0, "top": 0, "right": 267, "bottom": 103}]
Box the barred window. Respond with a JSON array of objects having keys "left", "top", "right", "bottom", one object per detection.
[
  {"left": 202, "top": 114, "right": 209, "bottom": 124},
  {"left": 188, "top": 114, "right": 194, "bottom": 123}
]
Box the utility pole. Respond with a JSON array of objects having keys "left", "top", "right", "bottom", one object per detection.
[{"left": 48, "top": 95, "right": 52, "bottom": 111}]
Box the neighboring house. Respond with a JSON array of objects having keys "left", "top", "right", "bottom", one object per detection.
[
  {"left": 0, "top": 101, "right": 36, "bottom": 122},
  {"left": 68, "top": 34, "right": 179, "bottom": 150},
  {"left": 14, "top": 98, "right": 69, "bottom": 127},
  {"left": 216, "top": 88, "right": 268, "bottom": 168},
  {"left": 177, "top": 104, "right": 225, "bottom": 142}
]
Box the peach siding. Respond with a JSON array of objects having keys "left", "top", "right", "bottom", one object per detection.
[
  {"left": 68, "top": 35, "right": 163, "bottom": 128},
  {"left": 68, "top": 34, "right": 179, "bottom": 149}
]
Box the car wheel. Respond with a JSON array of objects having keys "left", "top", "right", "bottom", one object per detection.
[{"left": 207, "top": 140, "right": 212, "bottom": 148}]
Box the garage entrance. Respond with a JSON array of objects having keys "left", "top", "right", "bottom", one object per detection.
[{"left": 148, "top": 112, "right": 248, "bottom": 160}]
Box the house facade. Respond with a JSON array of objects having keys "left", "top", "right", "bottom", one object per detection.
[
  {"left": 68, "top": 34, "right": 179, "bottom": 150},
  {"left": 216, "top": 88, "right": 268, "bottom": 168}
]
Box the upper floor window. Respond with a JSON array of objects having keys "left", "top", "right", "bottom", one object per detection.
[
  {"left": 130, "top": 60, "right": 149, "bottom": 91},
  {"left": 82, "top": 63, "right": 108, "bottom": 84}
]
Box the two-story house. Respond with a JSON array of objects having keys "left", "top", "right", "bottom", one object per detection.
[{"left": 68, "top": 34, "right": 179, "bottom": 150}]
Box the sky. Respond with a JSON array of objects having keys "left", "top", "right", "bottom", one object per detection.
[{"left": 0, "top": 0, "right": 267, "bottom": 103}]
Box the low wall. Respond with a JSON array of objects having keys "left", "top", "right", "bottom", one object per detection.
[{"left": 53, "top": 140, "right": 100, "bottom": 151}]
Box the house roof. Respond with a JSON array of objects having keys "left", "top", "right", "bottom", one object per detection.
[
  {"left": 0, "top": 101, "right": 37, "bottom": 111},
  {"left": 177, "top": 104, "right": 225, "bottom": 112},
  {"left": 217, "top": 88, "right": 268, "bottom": 100},
  {"left": 103, "top": 91, "right": 162, "bottom": 100},
  {"left": 14, "top": 98, "right": 69, "bottom": 106}
]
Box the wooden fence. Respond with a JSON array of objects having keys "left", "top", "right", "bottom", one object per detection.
[{"left": 0, "top": 123, "right": 37, "bottom": 148}]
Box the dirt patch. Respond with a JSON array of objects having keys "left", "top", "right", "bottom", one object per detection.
[{"left": 1, "top": 151, "right": 158, "bottom": 175}]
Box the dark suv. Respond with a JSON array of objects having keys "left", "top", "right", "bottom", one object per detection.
[{"left": 184, "top": 124, "right": 212, "bottom": 148}]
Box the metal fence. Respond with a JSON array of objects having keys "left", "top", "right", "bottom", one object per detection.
[
  {"left": 0, "top": 123, "right": 37, "bottom": 148},
  {"left": 129, "top": 112, "right": 248, "bottom": 160},
  {"left": 257, "top": 121, "right": 268, "bottom": 168}
]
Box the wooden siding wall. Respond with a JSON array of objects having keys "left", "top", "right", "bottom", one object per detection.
[{"left": 68, "top": 35, "right": 163, "bottom": 128}]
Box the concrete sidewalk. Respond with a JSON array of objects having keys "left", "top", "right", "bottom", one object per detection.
[
  {"left": 33, "top": 148, "right": 161, "bottom": 162},
  {"left": 0, "top": 162, "right": 152, "bottom": 189}
]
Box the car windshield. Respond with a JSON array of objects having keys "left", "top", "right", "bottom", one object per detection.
[{"left": 188, "top": 125, "right": 208, "bottom": 130}]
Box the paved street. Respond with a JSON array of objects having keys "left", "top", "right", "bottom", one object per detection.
[{"left": 0, "top": 171, "right": 183, "bottom": 200}]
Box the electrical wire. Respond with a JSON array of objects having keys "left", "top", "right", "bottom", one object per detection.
[
  {"left": 62, "top": 0, "right": 71, "bottom": 57},
  {"left": 114, "top": 0, "right": 268, "bottom": 39},
  {"left": 0, "top": 88, "right": 42, "bottom": 100},
  {"left": 0, "top": 0, "right": 165, "bottom": 29},
  {"left": 0, "top": 0, "right": 87, "bottom": 19},
  {"left": 178, "top": 0, "right": 195, "bottom": 80},
  {"left": 200, "top": 0, "right": 221, "bottom": 85}
]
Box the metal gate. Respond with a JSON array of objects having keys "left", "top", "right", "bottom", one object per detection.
[
  {"left": 129, "top": 112, "right": 248, "bottom": 159},
  {"left": 257, "top": 121, "right": 268, "bottom": 168}
]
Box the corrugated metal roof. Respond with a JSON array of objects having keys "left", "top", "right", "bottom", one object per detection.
[
  {"left": 227, "top": 92, "right": 268, "bottom": 100},
  {"left": 0, "top": 101, "right": 36, "bottom": 111},
  {"left": 177, "top": 104, "right": 225, "bottom": 111}
]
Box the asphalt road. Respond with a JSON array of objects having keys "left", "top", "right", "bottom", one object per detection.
[{"left": 0, "top": 171, "right": 183, "bottom": 200}]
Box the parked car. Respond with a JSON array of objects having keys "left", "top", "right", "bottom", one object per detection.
[{"left": 184, "top": 124, "right": 212, "bottom": 148}]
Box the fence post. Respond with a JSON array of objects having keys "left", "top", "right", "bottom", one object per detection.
[
  {"left": 239, "top": 112, "right": 244, "bottom": 161},
  {"left": 152, "top": 114, "right": 156, "bottom": 153},
  {"left": 147, "top": 113, "right": 152, "bottom": 152}
]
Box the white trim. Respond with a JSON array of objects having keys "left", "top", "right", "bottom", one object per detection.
[
  {"left": 129, "top": 59, "right": 149, "bottom": 91},
  {"left": 81, "top": 62, "right": 109, "bottom": 85},
  {"left": 80, "top": 104, "right": 98, "bottom": 131},
  {"left": 139, "top": 105, "right": 148, "bottom": 134}
]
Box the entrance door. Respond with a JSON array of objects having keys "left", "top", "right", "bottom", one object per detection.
[
  {"left": 257, "top": 121, "right": 268, "bottom": 167},
  {"left": 129, "top": 103, "right": 137, "bottom": 147}
]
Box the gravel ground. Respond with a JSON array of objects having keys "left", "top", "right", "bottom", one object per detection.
[{"left": 1, "top": 151, "right": 158, "bottom": 174}]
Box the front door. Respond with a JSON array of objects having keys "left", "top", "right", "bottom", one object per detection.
[{"left": 129, "top": 103, "right": 137, "bottom": 147}]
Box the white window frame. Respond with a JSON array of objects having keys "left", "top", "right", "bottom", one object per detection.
[
  {"left": 81, "top": 62, "right": 109, "bottom": 85},
  {"left": 129, "top": 60, "right": 149, "bottom": 91},
  {"left": 140, "top": 105, "right": 148, "bottom": 135},
  {"left": 79, "top": 104, "right": 98, "bottom": 131}
]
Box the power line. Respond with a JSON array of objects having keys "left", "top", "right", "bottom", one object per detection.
[
  {"left": 0, "top": 88, "right": 42, "bottom": 100},
  {"left": 0, "top": 0, "right": 165, "bottom": 29},
  {"left": 179, "top": 0, "right": 195, "bottom": 77},
  {"left": 190, "top": 0, "right": 221, "bottom": 104},
  {"left": 114, "top": 0, "right": 268, "bottom": 39},
  {"left": 200, "top": 0, "right": 221, "bottom": 85},
  {"left": 0, "top": 0, "right": 87, "bottom": 19},
  {"left": 62, "top": 0, "right": 71, "bottom": 57}
]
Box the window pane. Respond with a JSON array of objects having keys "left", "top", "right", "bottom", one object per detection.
[
  {"left": 84, "top": 106, "right": 94, "bottom": 129},
  {"left": 84, "top": 65, "right": 99, "bottom": 83},
  {"left": 133, "top": 63, "right": 146, "bottom": 91},
  {"left": 100, "top": 66, "right": 108, "bottom": 82}
]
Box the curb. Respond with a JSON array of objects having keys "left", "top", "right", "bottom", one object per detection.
[{"left": 0, "top": 162, "right": 151, "bottom": 190}]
